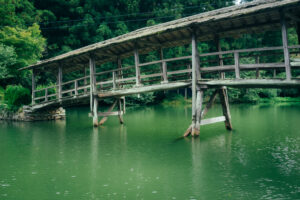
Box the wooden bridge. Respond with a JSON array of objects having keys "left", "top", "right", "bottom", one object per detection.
[{"left": 20, "top": 0, "right": 300, "bottom": 136}]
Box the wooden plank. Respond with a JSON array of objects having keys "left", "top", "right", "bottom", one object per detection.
[
  {"left": 280, "top": 12, "right": 292, "bottom": 80},
  {"left": 98, "top": 82, "right": 191, "bottom": 98},
  {"left": 45, "top": 88, "right": 48, "bottom": 102},
  {"left": 141, "top": 73, "right": 162, "bottom": 79},
  {"left": 97, "top": 111, "right": 123, "bottom": 117},
  {"left": 138, "top": 55, "right": 192, "bottom": 67},
  {"left": 199, "top": 46, "right": 284, "bottom": 57},
  {"left": 234, "top": 52, "right": 240, "bottom": 79},
  {"left": 198, "top": 79, "right": 300, "bottom": 88},
  {"left": 93, "top": 97, "right": 98, "bottom": 127},
  {"left": 200, "top": 116, "right": 226, "bottom": 126}
]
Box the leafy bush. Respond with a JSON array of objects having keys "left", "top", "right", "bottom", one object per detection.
[{"left": 4, "top": 85, "right": 31, "bottom": 110}]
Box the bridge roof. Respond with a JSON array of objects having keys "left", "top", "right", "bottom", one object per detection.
[{"left": 20, "top": 0, "right": 300, "bottom": 73}]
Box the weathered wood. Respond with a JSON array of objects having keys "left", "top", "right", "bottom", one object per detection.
[
  {"left": 134, "top": 48, "right": 142, "bottom": 86},
  {"left": 58, "top": 65, "right": 63, "bottom": 100},
  {"left": 216, "top": 36, "right": 225, "bottom": 79},
  {"left": 255, "top": 56, "right": 260, "bottom": 78},
  {"left": 75, "top": 80, "right": 78, "bottom": 96},
  {"left": 191, "top": 32, "right": 198, "bottom": 136},
  {"left": 161, "top": 62, "right": 168, "bottom": 83},
  {"left": 96, "top": 111, "right": 123, "bottom": 117},
  {"left": 93, "top": 97, "right": 98, "bottom": 127},
  {"left": 200, "top": 116, "right": 226, "bottom": 126},
  {"left": 281, "top": 12, "right": 292, "bottom": 80},
  {"left": 234, "top": 52, "right": 240, "bottom": 79},
  {"left": 183, "top": 125, "right": 192, "bottom": 137},
  {"left": 32, "top": 69, "right": 36, "bottom": 105},
  {"left": 99, "top": 100, "right": 118, "bottom": 125},
  {"left": 45, "top": 88, "right": 48, "bottom": 102},
  {"left": 112, "top": 71, "right": 117, "bottom": 89},
  {"left": 89, "top": 55, "right": 96, "bottom": 116},
  {"left": 98, "top": 82, "right": 190, "bottom": 98},
  {"left": 84, "top": 67, "right": 88, "bottom": 94},
  {"left": 219, "top": 87, "right": 232, "bottom": 130},
  {"left": 192, "top": 89, "right": 203, "bottom": 136},
  {"left": 201, "top": 89, "right": 218, "bottom": 118},
  {"left": 118, "top": 99, "right": 124, "bottom": 124},
  {"left": 138, "top": 56, "right": 191, "bottom": 67}
]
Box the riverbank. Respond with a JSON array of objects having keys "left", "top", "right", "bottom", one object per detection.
[{"left": 0, "top": 106, "right": 65, "bottom": 121}]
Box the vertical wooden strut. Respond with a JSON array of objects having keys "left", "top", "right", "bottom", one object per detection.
[
  {"left": 58, "top": 64, "right": 63, "bottom": 101},
  {"left": 134, "top": 48, "right": 142, "bottom": 86},
  {"left": 219, "top": 87, "right": 232, "bottom": 130},
  {"left": 89, "top": 55, "right": 98, "bottom": 127},
  {"left": 31, "top": 69, "right": 36, "bottom": 105},
  {"left": 191, "top": 31, "right": 202, "bottom": 136},
  {"left": 234, "top": 52, "right": 240, "bottom": 79},
  {"left": 84, "top": 66, "right": 87, "bottom": 94},
  {"left": 160, "top": 48, "right": 168, "bottom": 83},
  {"left": 118, "top": 98, "right": 124, "bottom": 124},
  {"left": 216, "top": 36, "right": 225, "bottom": 79},
  {"left": 280, "top": 12, "right": 291, "bottom": 81}
]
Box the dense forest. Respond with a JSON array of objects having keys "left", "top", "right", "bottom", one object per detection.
[{"left": 0, "top": 0, "right": 300, "bottom": 109}]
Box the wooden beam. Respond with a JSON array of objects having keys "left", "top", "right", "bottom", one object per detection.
[
  {"left": 191, "top": 32, "right": 198, "bottom": 136},
  {"left": 200, "top": 116, "right": 226, "bottom": 126},
  {"left": 199, "top": 79, "right": 300, "bottom": 88},
  {"left": 99, "top": 100, "right": 118, "bottom": 125},
  {"left": 281, "top": 12, "right": 292, "bottom": 80},
  {"left": 201, "top": 89, "right": 218, "bottom": 118},
  {"left": 219, "top": 88, "right": 232, "bottom": 130},
  {"left": 98, "top": 82, "right": 190, "bottom": 98}
]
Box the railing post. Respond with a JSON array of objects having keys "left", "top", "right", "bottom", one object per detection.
[
  {"left": 75, "top": 80, "right": 78, "bottom": 97},
  {"left": 112, "top": 71, "right": 117, "bottom": 90},
  {"left": 216, "top": 36, "right": 225, "bottom": 79},
  {"left": 280, "top": 12, "right": 291, "bottom": 80},
  {"left": 162, "top": 61, "right": 168, "bottom": 83},
  {"left": 31, "top": 69, "right": 36, "bottom": 105},
  {"left": 255, "top": 56, "right": 260, "bottom": 78},
  {"left": 117, "top": 57, "right": 123, "bottom": 88},
  {"left": 84, "top": 66, "right": 87, "bottom": 94},
  {"left": 45, "top": 88, "right": 48, "bottom": 102},
  {"left": 58, "top": 64, "right": 63, "bottom": 101},
  {"left": 134, "top": 48, "right": 142, "bottom": 86},
  {"left": 234, "top": 52, "right": 240, "bottom": 79}
]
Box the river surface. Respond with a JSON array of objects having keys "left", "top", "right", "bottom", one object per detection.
[{"left": 0, "top": 103, "right": 300, "bottom": 200}]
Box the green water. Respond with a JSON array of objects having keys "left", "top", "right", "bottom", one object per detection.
[{"left": 0, "top": 104, "right": 300, "bottom": 200}]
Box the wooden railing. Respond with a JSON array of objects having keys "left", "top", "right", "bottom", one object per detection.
[{"left": 32, "top": 45, "right": 300, "bottom": 105}]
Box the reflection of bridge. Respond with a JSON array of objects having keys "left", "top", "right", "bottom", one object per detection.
[{"left": 20, "top": 0, "right": 300, "bottom": 136}]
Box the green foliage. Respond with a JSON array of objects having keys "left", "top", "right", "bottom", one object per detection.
[
  {"left": 0, "top": 44, "right": 17, "bottom": 79},
  {"left": 0, "top": 86, "right": 4, "bottom": 102},
  {"left": 4, "top": 85, "right": 31, "bottom": 110}
]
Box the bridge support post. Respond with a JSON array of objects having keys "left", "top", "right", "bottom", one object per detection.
[
  {"left": 89, "top": 55, "right": 98, "bottom": 127},
  {"left": 280, "top": 12, "right": 292, "bottom": 80},
  {"left": 134, "top": 48, "right": 142, "bottom": 86}
]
